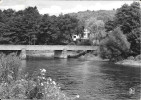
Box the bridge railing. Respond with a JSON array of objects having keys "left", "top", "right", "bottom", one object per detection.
[{"left": 0, "top": 45, "right": 98, "bottom": 50}]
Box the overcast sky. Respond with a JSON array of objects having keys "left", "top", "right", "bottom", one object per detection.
[{"left": 0, "top": 0, "right": 138, "bottom": 15}]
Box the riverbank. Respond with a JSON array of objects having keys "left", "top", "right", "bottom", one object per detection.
[
  {"left": 116, "top": 60, "right": 141, "bottom": 67},
  {"left": 79, "top": 53, "right": 109, "bottom": 61}
]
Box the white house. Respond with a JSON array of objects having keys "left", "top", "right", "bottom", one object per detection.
[
  {"left": 72, "top": 29, "right": 90, "bottom": 41},
  {"left": 72, "top": 35, "right": 80, "bottom": 41},
  {"left": 82, "top": 29, "right": 90, "bottom": 39}
]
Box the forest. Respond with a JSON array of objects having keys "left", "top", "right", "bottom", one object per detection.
[{"left": 0, "top": 2, "right": 140, "bottom": 61}]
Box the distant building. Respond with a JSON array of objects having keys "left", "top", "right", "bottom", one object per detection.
[
  {"left": 82, "top": 29, "right": 90, "bottom": 39},
  {"left": 72, "top": 35, "right": 80, "bottom": 41},
  {"left": 72, "top": 29, "right": 90, "bottom": 41}
]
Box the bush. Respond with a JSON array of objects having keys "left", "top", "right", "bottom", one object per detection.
[
  {"left": 0, "top": 53, "right": 21, "bottom": 83},
  {"left": 0, "top": 53, "right": 79, "bottom": 100},
  {"left": 100, "top": 27, "right": 130, "bottom": 61},
  {"left": 135, "top": 54, "right": 141, "bottom": 61},
  {"left": 127, "top": 56, "right": 135, "bottom": 60}
]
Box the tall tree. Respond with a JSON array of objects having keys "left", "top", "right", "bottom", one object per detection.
[
  {"left": 86, "top": 17, "right": 106, "bottom": 45},
  {"left": 104, "top": 2, "right": 141, "bottom": 57},
  {"left": 100, "top": 27, "right": 130, "bottom": 61},
  {"left": 0, "top": 7, "right": 84, "bottom": 45},
  {"left": 56, "top": 14, "right": 84, "bottom": 44},
  {"left": 105, "top": 20, "right": 116, "bottom": 32},
  {"left": 0, "top": 7, "right": 41, "bottom": 44},
  {"left": 115, "top": 2, "right": 141, "bottom": 34}
]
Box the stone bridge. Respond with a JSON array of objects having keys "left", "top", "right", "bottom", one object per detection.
[{"left": 0, "top": 45, "right": 98, "bottom": 59}]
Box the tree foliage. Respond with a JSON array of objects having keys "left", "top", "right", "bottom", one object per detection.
[
  {"left": 86, "top": 17, "right": 106, "bottom": 45},
  {"left": 115, "top": 2, "right": 141, "bottom": 34},
  {"left": 100, "top": 27, "right": 130, "bottom": 61},
  {"left": 104, "top": 2, "right": 141, "bottom": 59},
  {"left": 0, "top": 7, "right": 84, "bottom": 45}
]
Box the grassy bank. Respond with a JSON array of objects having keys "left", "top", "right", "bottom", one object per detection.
[
  {"left": 115, "top": 55, "right": 141, "bottom": 67},
  {"left": 116, "top": 60, "right": 141, "bottom": 67},
  {"left": 0, "top": 53, "right": 79, "bottom": 100}
]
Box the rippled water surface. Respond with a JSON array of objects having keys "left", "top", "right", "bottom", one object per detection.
[{"left": 24, "top": 58, "right": 141, "bottom": 100}]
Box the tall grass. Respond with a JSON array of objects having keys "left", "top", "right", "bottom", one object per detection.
[{"left": 0, "top": 53, "right": 79, "bottom": 100}]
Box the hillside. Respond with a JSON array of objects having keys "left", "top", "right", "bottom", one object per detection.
[{"left": 69, "top": 10, "right": 116, "bottom": 23}]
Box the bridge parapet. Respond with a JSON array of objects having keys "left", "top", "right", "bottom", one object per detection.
[
  {"left": 0, "top": 45, "right": 98, "bottom": 59},
  {"left": 0, "top": 45, "right": 98, "bottom": 50}
]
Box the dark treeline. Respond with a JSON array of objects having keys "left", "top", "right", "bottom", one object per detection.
[
  {"left": 0, "top": 7, "right": 84, "bottom": 45},
  {"left": 100, "top": 2, "right": 141, "bottom": 61}
]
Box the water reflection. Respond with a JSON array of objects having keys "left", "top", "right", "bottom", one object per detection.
[{"left": 25, "top": 59, "right": 140, "bottom": 100}]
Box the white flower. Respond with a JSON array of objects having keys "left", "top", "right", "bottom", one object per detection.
[
  {"left": 48, "top": 77, "right": 52, "bottom": 81},
  {"left": 76, "top": 95, "right": 80, "bottom": 98},
  {"left": 129, "top": 87, "right": 135, "bottom": 95},
  {"left": 41, "top": 68, "right": 46, "bottom": 73},
  {"left": 46, "top": 81, "right": 49, "bottom": 84},
  {"left": 42, "top": 77, "right": 46, "bottom": 80},
  {"left": 41, "top": 83, "right": 44, "bottom": 86},
  {"left": 52, "top": 81, "right": 56, "bottom": 85}
]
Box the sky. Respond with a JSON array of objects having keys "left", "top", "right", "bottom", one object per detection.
[{"left": 0, "top": 0, "right": 139, "bottom": 15}]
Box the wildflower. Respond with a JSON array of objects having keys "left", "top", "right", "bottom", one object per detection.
[
  {"left": 41, "top": 83, "right": 44, "bottom": 86},
  {"left": 52, "top": 81, "right": 56, "bottom": 85},
  {"left": 40, "top": 68, "right": 46, "bottom": 76},
  {"left": 46, "top": 81, "right": 49, "bottom": 84},
  {"left": 42, "top": 77, "right": 46, "bottom": 80},
  {"left": 76, "top": 94, "right": 80, "bottom": 98},
  {"left": 129, "top": 87, "right": 135, "bottom": 95},
  {"left": 40, "top": 69, "right": 46, "bottom": 73},
  {"left": 48, "top": 77, "right": 52, "bottom": 81}
]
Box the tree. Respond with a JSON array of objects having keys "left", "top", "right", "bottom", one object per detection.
[
  {"left": 115, "top": 2, "right": 141, "bottom": 34},
  {"left": 115, "top": 2, "right": 141, "bottom": 56},
  {"left": 100, "top": 27, "right": 130, "bottom": 61},
  {"left": 0, "top": 7, "right": 84, "bottom": 45},
  {"left": 85, "top": 17, "right": 106, "bottom": 45},
  {"left": 0, "top": 7, "right": 41, "bottom": 44},
  {"left": 56, "top": 14, "right": 84, "bottom": 45},
  {"left": 22, "top": 7, "right": 41, "bottom": 45},
  {"left": 127, "top": 27, "right": 141, "bottom": 56},
  {"left": 37, "top": 14, "right": 84, "bottom": 45},
  {"left": 2, "top": 9, "right": 15, "bottom": 22},
  {"left": 104, "top": 2, "right": 141, "bottom": 57},
  {"left": 37, "top": 14, "right": 59, "bottom": 44},
  {"left": 105, "top": 20, "right": 116, "bottom": 32}
]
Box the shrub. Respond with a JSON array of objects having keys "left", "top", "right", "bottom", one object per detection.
[
  {"left": 0, "top": 53, "right": 79, "bottom": 100},
  {"left": 135, "top": 54, "right": 141, "bottom": 61},
  {"left": 127, "top": 56, "right": 135, "bottom": 60},
  {"left": 0, "top": 53, "right": 20, "bottom": 83},
  {"left": 100, "top": 27, "right": 130, "bottom": 61}
]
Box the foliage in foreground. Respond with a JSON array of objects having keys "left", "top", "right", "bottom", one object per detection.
[{"left": 0, "top": 53, "right": 79, "bottom": 100}]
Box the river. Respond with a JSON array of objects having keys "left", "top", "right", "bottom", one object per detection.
[{"left": 23, "top": 58, "right": 140, "bottom": 100}]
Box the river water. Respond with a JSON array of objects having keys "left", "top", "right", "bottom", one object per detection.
[{"left": 24, "top": 58, "right": 140, "bottom": 100}]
